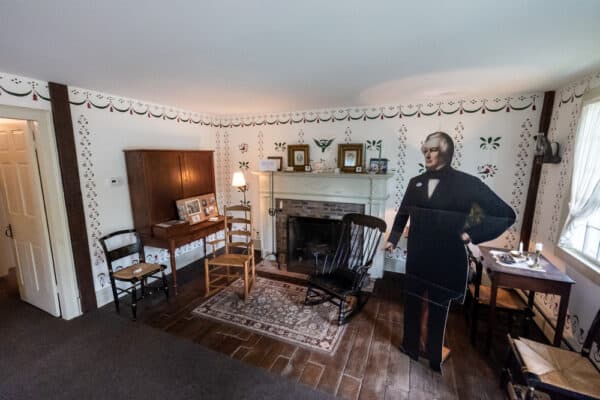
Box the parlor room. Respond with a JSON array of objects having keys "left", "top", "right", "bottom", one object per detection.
[{"left": 1, "top": 1, "right": 599, "bottom": 399}]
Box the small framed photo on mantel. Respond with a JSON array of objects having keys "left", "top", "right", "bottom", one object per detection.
[
  {"left": 287, "top": 144, "right": 310, "bottom": 171},
  {"left": 267, "top": 156, "right": 283, "bottom": 171},
  {"left": 369, "top": 158, "right": 388, "bottom": 174},
  {"left": 338, "top": 143, "right": 364, "bottom": 173}
]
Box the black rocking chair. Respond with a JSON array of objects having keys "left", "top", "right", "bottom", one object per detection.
[{"left": 304, "top": 213, "right": 386, "bottom": 325}]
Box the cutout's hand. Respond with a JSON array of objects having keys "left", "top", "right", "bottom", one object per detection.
[
  {"left": 384, "top": 241, "right": 394, "bottom": 252},
  {"left": 461, "top": 232, "right": 471, "bottom": 244}
]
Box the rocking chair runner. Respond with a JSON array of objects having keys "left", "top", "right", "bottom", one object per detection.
[{"left": 304, "top": 213, "right": 387, "bottom": 325}]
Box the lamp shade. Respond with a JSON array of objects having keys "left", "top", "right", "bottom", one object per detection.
[{"left": 232, "top": 171, "right": 247, "bottom": 187}]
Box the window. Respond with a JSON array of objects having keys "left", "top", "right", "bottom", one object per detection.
[{"left": 558, "top": 87, "right": 600, "bottom": 269}]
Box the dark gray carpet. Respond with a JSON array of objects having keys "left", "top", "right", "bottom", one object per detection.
[{"left": 0, "top": 297, "right": 335, "bottom": 400}]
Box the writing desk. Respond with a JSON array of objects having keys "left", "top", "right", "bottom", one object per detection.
[
  {"left": 480, "top": 246, "right": 575, "bottom": 352},
  {"left": 142, "top": 216, "right": 225, "bottom": 295}
]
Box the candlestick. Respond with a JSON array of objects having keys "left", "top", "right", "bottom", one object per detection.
[{"left": 519, "top": 241, "right": 523, "bottom": 255}]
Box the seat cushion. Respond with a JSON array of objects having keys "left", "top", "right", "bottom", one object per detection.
[
  {"left": 468, "top": 284, "right": 526, "bottom": 310},
  {"left": 113, "top": 263, "right": 164, "bottom": 281},
  {"left": 514, "top": 337, "right": 600, "bottom": 399}
]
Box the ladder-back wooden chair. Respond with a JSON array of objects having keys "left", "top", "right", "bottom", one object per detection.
[
  {"left": 504, "top": 308, "right": 600, "bottom": 400},
  {"left": 99, "top": 229, "right": 169, "bottom": 320},
  {"left": 304, "top": 213, "right": 386, "bottom": 325},
  {"left": 204, "top": 205, "right": 255, "bottom": 299}
]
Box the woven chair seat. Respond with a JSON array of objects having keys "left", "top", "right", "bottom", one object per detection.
[
  {"left": 514, "top": 337, "right": 600, "bottom": 399},
  {"left": 208, "top": 253, "right": 252, "bottom": 266},
  {"left": 113, "top": 263, "right": 164, "bottom": 281},
  {"left": 468, "top": 284, "right": 527, "bottom": 310}
]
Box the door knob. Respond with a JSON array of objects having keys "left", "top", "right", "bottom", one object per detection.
[{"left": 4, "top": 224, "right": 13, "bottom": 238}]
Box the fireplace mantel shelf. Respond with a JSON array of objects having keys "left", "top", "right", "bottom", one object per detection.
[{"left": 252, "top": 171, "right": 392, "bottom": 180}]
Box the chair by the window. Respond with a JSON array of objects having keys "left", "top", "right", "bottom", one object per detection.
[
  {"left": 304, "top": 213, "right": 386, "bottom": 325},
  {"left": 204, "top": 205, "right": 255, "bottom": 300},
  {"left": 99, "top": 229, "right": 169, "bottom": 320},
  {"left": 465, "top": 246, "right": 529, "bottom": 345},
  {"left": 504, "top": 308, "right": 600, "bottom": 400}
]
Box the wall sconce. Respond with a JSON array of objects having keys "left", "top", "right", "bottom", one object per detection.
[
  {"left": 232, "top": 171, "right": 248, "bottom": 204},
  {"left": 534, "top": 134, "right": 561, "bottom": 164}
]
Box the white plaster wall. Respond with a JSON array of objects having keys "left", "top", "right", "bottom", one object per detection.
[
  {"left": 0, "top": 71, "right": 220, "bottom": 307},
  {"left": 67, "top": 89, "right": 218, "bottom": 305},
  {"left": 220, "top": 97, "right": 542, "bottom": 268},
  {"left": 530, "top": 71, "right": 600, "bottom": 355}
]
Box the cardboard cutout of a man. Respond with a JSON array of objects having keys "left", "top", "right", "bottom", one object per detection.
[{"left": 386, "top": 131, "right": 516, "bottom": 372}]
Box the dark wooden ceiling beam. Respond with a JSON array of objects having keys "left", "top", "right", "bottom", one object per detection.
[
  {"left": 519, "top": 91, "right": 555, "bottom": 249},
  {"left": 49, "top": 82, "right": 97, "bottom": 314}
]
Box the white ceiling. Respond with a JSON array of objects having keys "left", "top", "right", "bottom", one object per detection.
[{"left": 1, "top": 1, "right": 600, "bottom": 114}]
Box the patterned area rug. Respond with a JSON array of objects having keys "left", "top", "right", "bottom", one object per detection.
[{"left": 192, "top": 277, "right": 346, "bottom": 353}]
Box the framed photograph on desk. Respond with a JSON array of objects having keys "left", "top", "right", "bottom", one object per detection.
[{"left": 176, "top": 193, "right": 219, "bottom": 224}]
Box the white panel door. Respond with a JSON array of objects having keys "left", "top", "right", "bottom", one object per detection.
[
  {"left": 0, "top": 163, "right": 16, "bottom": 277},
  {"left": 0, "top": 119, "right": 60, "bottom": 316}
]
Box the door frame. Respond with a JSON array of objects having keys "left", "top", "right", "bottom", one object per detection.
[{"left": 0, "top": 105, "right": 81, "bottom": 319}]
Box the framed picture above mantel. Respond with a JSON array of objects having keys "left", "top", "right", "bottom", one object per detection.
[
  {"left": 288, "top": 144, "right": 310, "bottom": 171},
  {"left": 338, "top": 143, "right": 364, "bottom": 173}
]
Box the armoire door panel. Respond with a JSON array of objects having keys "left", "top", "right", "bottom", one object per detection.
[
  {"left": 144, "top": 151, "right": 184, "bottom": 224},
  {"left": 182, "top": 151, "right": 214, "bottom": 197}
]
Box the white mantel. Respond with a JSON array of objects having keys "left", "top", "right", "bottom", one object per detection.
[{"left": 254, "top": 171, "right": 393, "bottom": 278}]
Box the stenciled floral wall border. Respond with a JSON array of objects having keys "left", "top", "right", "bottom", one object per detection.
[{"left": 219, "top": 96, "right": 539, "bottom": 128}]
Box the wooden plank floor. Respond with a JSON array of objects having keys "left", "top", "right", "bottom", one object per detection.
[
  {"left": 136, "top": 264, "right": 508, "bottom": 400},
  {"left": 1, "top": 263, "right": 518, "bottom": 399}
]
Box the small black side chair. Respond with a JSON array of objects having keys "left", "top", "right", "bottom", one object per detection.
[
  {"left": 504, "top": 308, "right": 600, "bottom": 400},
  {"left": 100, "top": 229, "right": 169, "bottom": 320},
  {"left": 304, "top": 213, "right": 386, "bottom": 325}
]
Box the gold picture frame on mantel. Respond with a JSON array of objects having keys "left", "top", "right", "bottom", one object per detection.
[
  {"left": 288, "top": 144, "right": 310, "bottom": 171},
  {"left": 338, "top": 143, "right": 363, "bottom": 173}
]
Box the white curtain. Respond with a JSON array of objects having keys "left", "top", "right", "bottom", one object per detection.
[{"left": 559, "top": 101, "right": 600, "bottom": 249}]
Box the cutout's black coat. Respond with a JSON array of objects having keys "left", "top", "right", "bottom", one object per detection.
[{"left": 389, "top": 166, "right": 516, "bottom": 300}]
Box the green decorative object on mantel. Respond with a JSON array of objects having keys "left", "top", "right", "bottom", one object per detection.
[{"left": 313, "top": 138, "right": 334, "bottom": 153}]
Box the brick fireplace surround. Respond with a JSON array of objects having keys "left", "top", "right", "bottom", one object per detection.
[
  {"left": 275, "top": 199, "right": 365, "bottom": 266},
  {"left": 255, "top": 171, "right": 393, "bottom": 278}
]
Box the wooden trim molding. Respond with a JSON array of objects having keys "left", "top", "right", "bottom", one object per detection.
[{"left": 49, "top": 82, "right": 97, "bottom": 313}]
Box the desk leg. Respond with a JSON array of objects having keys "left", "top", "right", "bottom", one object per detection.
[
  {"left": 169, "top": 239, "right": 178, "bottom": 296},
  {"left": 554, "top": 288, "right": 571, "bottom": 347},
  {"left": 486, "top": 280, "right": 498, "bottom": 353},
  {"left": 524, "top": 291, "right": 535, "bottom": 337}
]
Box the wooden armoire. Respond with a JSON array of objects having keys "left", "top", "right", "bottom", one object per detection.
[
  {"left": 124, "top": 149, "right": 221, "bottom": 294},
  {"left": 124, "top": 149, "right": 216, "bottom": 235}
]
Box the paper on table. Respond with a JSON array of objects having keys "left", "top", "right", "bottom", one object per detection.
[{"left": 489, "top": 250, "right": 545, "bottom": 272}]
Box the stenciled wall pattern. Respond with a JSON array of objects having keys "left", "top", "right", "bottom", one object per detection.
[
  {"left": 3, "top": 66, "right": 599, "bottom": 349},
  {"left": 220, "top": 95, "right": 541, "bottom": 253},
  {"left": 530, "top": 71, "right": 600, "bottom": 361}
]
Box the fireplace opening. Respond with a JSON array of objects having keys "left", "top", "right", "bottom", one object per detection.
[{"left": 287, "top": 216, "right": 343, "bottom": 274}]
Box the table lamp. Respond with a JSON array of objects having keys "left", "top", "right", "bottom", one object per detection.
[{"left": 232, "top": 171, "right": 248, "bottom": 204}]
